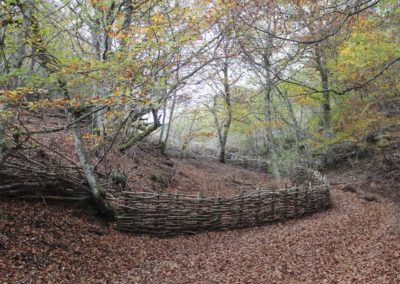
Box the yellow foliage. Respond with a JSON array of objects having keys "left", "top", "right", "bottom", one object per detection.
[{"left": 294, "top": 95, "right": 319, "bottom": 107}]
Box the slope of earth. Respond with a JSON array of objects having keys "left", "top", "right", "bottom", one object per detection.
[
  {"left": 121, "top": 142, "right": 282, "bottom": 197},
  {"left": 1, "top": 111, "right": 277, "bottom": 198},
  {"left": 327, "top": 147, "right": 400, "bottom": 203},
  {"left": 1, "top": 178, "right": 399, "bottom": 283},
  {"left": 167, "top": 158, "right": 283, "bottom": 196}
]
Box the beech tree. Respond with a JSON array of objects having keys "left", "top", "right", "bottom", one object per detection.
[
  {"left": 0, "top": 0, "right": 220, "bottom": 213},
  {"left": 1, "top": 0, "right": 398, "bottom": 212}
]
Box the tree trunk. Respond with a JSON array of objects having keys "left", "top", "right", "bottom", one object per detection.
[
  {"left": 10, "top": 2, "right": 114, "bottom": 217},
  {"left": 210, "top": 96, "right": 223, "bottom": 160},
  {"left": 262, "top": 51, "right": 281, "bottom": 180},
  {"left": 180, "top": 110, "right": 198, "bottom": 157},
  {"left": 218, "top": 59, "right": 232, "bottom": 163},
  {"left": 163, "top": 92, "right": 176, "bottom": 149},
  {"left": 69, "top": 112, "right": 114, "bottom": 217},
  {"left": 276, "top": 87, "right": 302, "bottom": 146},
  {"left": 10, "top": 0, "right": 33, "bottom": 88},
  {"left": 315, "top": 45, "right": 334, "bottom": 167},
  {"left": 0, "top": 146, "right": 12, "bottom": 169},
  {"left": 315, "top": 45, "right": 332, "bottom": 137},
  {"left": 119, "top": 109, "right": 160, "bottom": 151},
  {"left": 120, "top": 0, "right": 133, "bottom": 49},
  {"left": 264, "top": 91, "right": 281, "bottom": 180},
  {"left": 60, "top": 81, "right": 114, "bottom": 217},
  {"left": 163, "top": 79, "right": 179, "bottom": 150},
  {"left": 158, "top": 95, "right": 167, "bottom": 145}
]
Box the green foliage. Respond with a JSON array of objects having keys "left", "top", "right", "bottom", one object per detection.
[
  {"left": 2, "top": 0, "right": 399, "bottom": 174},
  {"left": 332, "top": 19, "right": 400, "bottom": 89}
]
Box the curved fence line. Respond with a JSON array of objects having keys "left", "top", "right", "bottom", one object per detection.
[
  {"left": 112, "top": 168, "right": 330, "bottom": 235},
  {"left": 165, "top": 145, "right": 270, "bottom": 172}
]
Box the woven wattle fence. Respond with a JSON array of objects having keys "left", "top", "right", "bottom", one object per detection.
[
  {"left": 112, "top": 168, "right": 330, "bottom": 235},
  {"left": 165, "top": 144, "right": 270, "bottom": 172}
]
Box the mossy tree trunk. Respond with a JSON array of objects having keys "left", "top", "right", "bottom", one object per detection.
[{"left": 118, "top": 109, "right": 160, "bottom": 152}]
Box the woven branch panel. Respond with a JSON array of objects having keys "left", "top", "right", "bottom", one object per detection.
[{"left": 112, "top": 168, "right": 330, "bottom": 235}]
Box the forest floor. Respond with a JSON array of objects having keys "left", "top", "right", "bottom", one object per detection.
[
  {"left": 119, "top": 142, "right": 285, "bottom": 197},
  {"left": 1, "top": 149, "right": 400, "bottom": 283}
]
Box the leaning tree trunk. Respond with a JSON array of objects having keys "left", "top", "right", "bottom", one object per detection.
[
  {"left": 163, "top": 84, "right": 177, "bottom": 150},
  {"left": 59, "top": 81, "right": 114, "bottom": 217},
  {"left": 163, "top": 60, "right": 180, "bottom": 151},
  {"left": 12, "top": 0, "right": 114, "bottom": 217},
  {"left": 158, "top": 96, "right": 167, "bottom": 145},
  {"left": 68, "top": 111, "right": 113, "bottom": 217}
]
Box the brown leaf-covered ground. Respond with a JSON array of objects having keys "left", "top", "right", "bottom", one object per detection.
[
  {"left": 167, "top": 158, "right": 285, "bottom": 196},
  {"left": 121, "top": 142, "right": 284, "bottom": 196},
  {"left": 1, "top": 168, "right": 399, "bottom": 283}
]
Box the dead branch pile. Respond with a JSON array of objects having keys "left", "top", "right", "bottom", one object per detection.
[
  {"left": 0, "top": 146, "right": 90, "bottom": 200},
  {"left": 0, "top": 112, "right": 92, "bottom": 200}
]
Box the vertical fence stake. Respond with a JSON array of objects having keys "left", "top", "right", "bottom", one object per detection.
[
  {"left": 271, "top": 191, "right": 276, "bottom": 221},
  {"left": 196, "top": 192, "right": 202, "bottom": 229},
  {"left": 294, "top": 187, "right": 299, "bottom": 216},
  {"left": 216, "top": 192, "right": 221, "bottom": 228},
  {"left": 237, "top": 190, "right": 243, "bottom": 226},
  {"left": 256, "top": 189, "right": 261, "bottom": 223}
]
